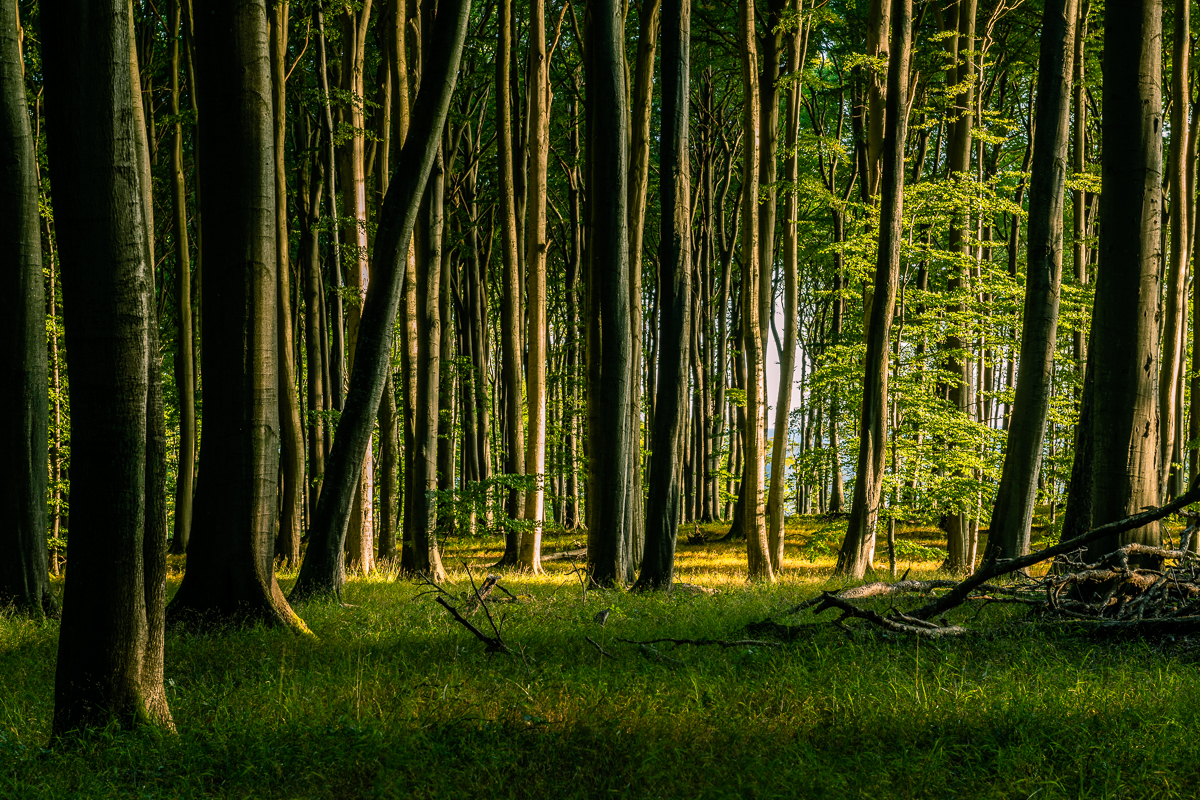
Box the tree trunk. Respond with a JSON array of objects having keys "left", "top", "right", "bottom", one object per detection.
[
  {"left": 167, "top": 0, "right": 196, "bottom": 557},
  {"left": 340, "top": 0, "right": 376, "bottom": 574},
  {"left": 986, "top": 0, "right": 1076, "bottom": 560},
  {"left": 0, "top": 0, "right": 53, "bottom": 616},
  {"left": 586, "top": 0, "right": 635, "bottom": 586},
  {"left": 520, "top": 0, "right": 550, "bottom": 572},
  {"left": 1158, "top": 0, "right": 1189, "bottom": 501},
  {"left": 44, "top": 0, "right": 171, "bottom": 730},
  {"left": 288, "top": 0, "right": 470, "bottom": 599},
  {"left": 766, "top": 8, "right": 807, "bottom": 572},
  {"left": 495, "top": 0, "right": 525, "bottom": 565},
  {"left": 738, "top": 0, "right": 773, "bottom": 581},
  {"left": 167, "top": 0, "right": 305, "bottom": 630},
  {"left": 1086, "top": 0, "right": 1163, "bottom": 558},
  {"left": 636, "top": 0, "right": 690, "bottom": 590},
  {"left": 271, "top": 0, "right": 305, "bottom": 569},
  {"left": 835, "top": 0, "right": 911, "bottom": 579}
]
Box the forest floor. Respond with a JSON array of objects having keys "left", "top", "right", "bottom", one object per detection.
[{"left": 5, "top": 516, "right": 1200, "bottom": 799}]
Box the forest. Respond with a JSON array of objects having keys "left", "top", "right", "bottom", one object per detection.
[{"left": 4, "top": 0, "right": 1200, "bottom": 794}]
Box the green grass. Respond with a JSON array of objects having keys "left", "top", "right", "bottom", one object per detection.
[{"left": 4, "top": 519, "right": 1200, "bottom": 799}]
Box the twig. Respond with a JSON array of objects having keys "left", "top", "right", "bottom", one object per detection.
[
  {"left": 615, "top": 636, "right": 784, "bottom": 649},
  {"left": 434, "top": 596, "right": 510, "bottom": 654},
  {"left": 585, "top": 635, "right": 619, "bottom": 659}
]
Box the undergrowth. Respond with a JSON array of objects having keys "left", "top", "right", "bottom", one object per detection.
[{"left": 3, "top": 518, "right": 1200, "bottom": 799}]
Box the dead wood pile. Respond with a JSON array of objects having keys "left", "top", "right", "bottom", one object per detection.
[{"left": 756, "top": 479, "right": 1200, "bottom": 640}]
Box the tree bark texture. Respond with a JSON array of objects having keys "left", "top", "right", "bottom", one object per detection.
[
  {"left": 988, "top": 0, "right": 1076, "bottom": 560},
  {"left": 586, "top": 0, "right": 636, "bottom": 586},
  {"left": 168, "top": 0, "right": 306, "bottom": 630},
  {"left": 636, "top": 0, "right": 690, "bottom": 590},
  {"left": 835, "top": 0, "right": 911, "bottom": 579},
  {"left": 43, "top": 0, "right": 172, "bottom": 730},
  {"left": 739, "top": 0, "right": 772, "bottom": 581},
  {"left": 0, "top": 0, "right": 53, "bottom": 617},
  {"left": 1086, "top": 0, "right": 1163, "bottom": 557}
]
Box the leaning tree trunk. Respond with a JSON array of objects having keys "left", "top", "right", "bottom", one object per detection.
[
  {"left": 635, "top": 0, "right": 691, "bottom": 591},
  {"left": 289, "top": 0, "right": 471, "bottom": 600},
  {"left": 167, "top": 0, "right": 306, "bottom": 631},
  {"left": 835, "top": 0, "right": 911, "bottom": 579},
  {"left": 988, "top": 0, "right": 1076, "bottom": 560},
  {"left": 586, "top": 0, "right": 636, "bottom": 586},
  {"left": 1085, "top": 0, "right": 1163, "bottom": 559},
  {"left": 0, "top": 0, "right": 54, "bottom": 617},
  {"left": 43, "top": 0, "right": 172, "bottom": 731}
]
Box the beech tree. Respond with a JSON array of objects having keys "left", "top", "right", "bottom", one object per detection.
[
  {"left": 0, "top": 0, "right": 53, "bottom": 617},
  {"left": 166, "top": 0, "right": 306, "bottom": 630},
  {"left": 43, "top": 0, "right": 171, "bottom": 732}
]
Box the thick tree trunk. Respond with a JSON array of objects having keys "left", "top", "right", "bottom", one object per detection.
[
  {"left": 0, "top": 0, "right": 53, "bottom": 616},
  {"left": 835, "top": 0, "right": 911, "bottom": 579},
  {"left": 636, "top": 0, "right": 690, "bottom": 590},
  {"left": 586, "top": 0, "right": 635, "bottom": 586},
  {"left": 1086, "top": 0, "right": 1163, "bottom": 558},
  {"left": 986, "top": 0, "right": 1076, "bottom": 560},
  {"left": 168, "top": 0, "right": 305, "bottom": 630},
  {"left": 44, "top": 0, "right": 172, "bottom": 730},
  {"left": 289, "top": 0, "right": 470, "bottom": 599}
]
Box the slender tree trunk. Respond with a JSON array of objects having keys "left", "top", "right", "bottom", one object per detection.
[
  {"left": 520, "top": 0, "right": 550, "bottom": 572},
  {"left": 44, "top": 0, "right": 172, "bottom": 729},
  {"left": 1085, "top": 0, "right": 1163, "bottom": 558},
  {"left": 289, "top": 0, "right": 470, "bottom": 599},
  {"left": 496, "top": 0, "right": 525, "bottom": 565},
  {"left": 835, "top": 0, "right": 911, "bottom": 579},
  {"left": 987, "top": 0, "right": 1076, "bottom": 560},
  {"left": 1158, "top": 0, "right": 1189, "bottom": 500},
  {"left": 766, "top": 9, "right": 807, "bottom": 572},
  {"left": 636, "top": 0, "right": 690, "bottom": 590},
  {"left": 271, "top": 0, "right": 305, "bottom": 569},
  {"left": 167, "top": 0, "right": 196, "bottom": 557},
  {"left": 738, "top": 0, "right": 772, "bottom": 581}
]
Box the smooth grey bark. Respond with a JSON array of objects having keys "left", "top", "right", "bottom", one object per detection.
[
  {"left": 0, "top": 0, "right": 53, "bottom": 617},
  {"left": 44, "top": 0, "right": 171, "bottom": 731},
  {"left": 290, "top": 0, "right": 470, "bottom": 600},
  {"left": 636, "top": 0, "right": 690, "bottom": 591},
  {"left": 988, "top": 0, "right": 1076, "bottom": 560},
  {"left": 835, "top": 0, "right": 911, "bottom": 579}
]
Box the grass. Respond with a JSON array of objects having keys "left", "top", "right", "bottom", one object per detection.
[{"left": 4, "top": 518, "right": 1200, "bottom": 799}]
